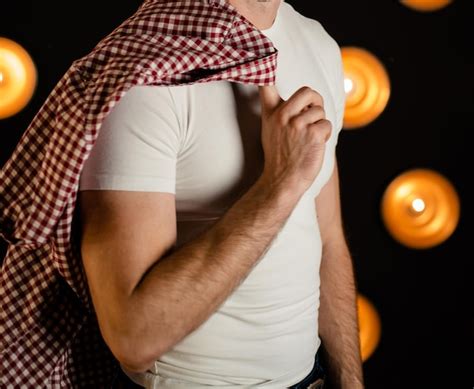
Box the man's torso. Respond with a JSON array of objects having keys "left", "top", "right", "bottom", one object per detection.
[{"left": 79, "top": 2, "right": 344, "bottom": 386}]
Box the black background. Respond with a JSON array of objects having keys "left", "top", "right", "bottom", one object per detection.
[{"left": 1, "top": 1, "right": 471, "bottom": 387}]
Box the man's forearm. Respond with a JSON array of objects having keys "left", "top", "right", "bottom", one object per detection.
[
  {"left": 318, "top": 236, "right": 364, "bottom": 389},
  {"left": 121, "top": 175, "right": 302, "bottom": 372}
]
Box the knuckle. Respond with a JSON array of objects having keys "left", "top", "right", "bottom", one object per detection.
[
  {"left": 310, "top": 89, "right": 322, "bottom": 99},
  {"left": 290, "top": 116, "right": 305, "bottom": 130},
  {"left": 301, "top": 87, "right": 324, "bottom": 107},
  {"left": 304, "top": 88, "right": 316, "bottom": 100},
  {"left": 312, "top": 129, "right": 327, "bottom": 144},
  {"left": 311, "top": 105, "right": 326, "bottom": 118},
  {"left": 299, "top": 85, "right": 312, "bottom": 94},
  {"left": 323, "top": 119, "right": 333, "bottom": 131},
  {"left": 313, "top": 92, "right": 324, "bottom": 107},
  {"left": 288, "top": 116, "right": 301, "bottom": 130},
  {"left": 310, "top": 120, "right": 332, "bottom": 143}
]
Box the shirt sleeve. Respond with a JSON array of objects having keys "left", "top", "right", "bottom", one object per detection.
[
  {"left": 309, "top": 19, "right": 346, "bottom": 143},
  {"left": 79, "top": 85, "right": 181, "bottom": 194},
  {"left": 332, "top": 43, "right": 346, "bottom": 139},
  {"left": 319, "top": 27, "right": 346, "bottom": 142}
]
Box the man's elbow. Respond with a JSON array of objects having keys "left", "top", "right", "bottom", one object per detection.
[
  {"left": 106, "top": 328, "right": 162, "bottom": 373},
  {"left": 116, "top": 349, "right": 155, "bottom": 374},
  {"left": 100, "top": 311, "right": 165, "bottom": 374}
]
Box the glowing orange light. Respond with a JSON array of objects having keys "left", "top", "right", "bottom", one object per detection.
[
  {"left": 401, "top": 0, "right": 453, "bottom": 12},
  {"left": 0, "top": 37, "right": 37, "bottom": 119},
  {"left": 381, "top": 169, "right": 460, "bottom": 249},
  {"left": 357, "top": 294, "right": 382, "bottom": 362},
  {"left": 341, "top": 47, "right": 391, "bottom": 130}
]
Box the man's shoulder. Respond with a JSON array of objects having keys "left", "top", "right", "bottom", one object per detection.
[
  {"left": 282, "top": 2, "right": 341, "bottom": 57},
  {"left": 281, "top": 2, "right": 346, "bottom": 116}
]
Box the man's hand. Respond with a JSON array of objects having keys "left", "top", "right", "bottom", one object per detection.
[{"left": 259, "top": 85, "right": 332, "bottom": 195}]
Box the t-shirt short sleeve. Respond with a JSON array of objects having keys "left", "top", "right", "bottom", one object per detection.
[
  {"left": 308, "top": 19, "right": 346, "bottom": 145},
  {"left": 332, "top": 44, "right": 346, "bottom": 141},
  {"left": 79, "top": 85, "right": 181, "bottom": 194}
]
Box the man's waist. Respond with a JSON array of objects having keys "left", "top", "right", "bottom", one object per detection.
[{"left": 123, "top": 338, "right": 320, "bottom": 388}]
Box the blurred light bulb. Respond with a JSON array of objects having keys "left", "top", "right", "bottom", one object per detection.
[
  {"left": 357, "top": 294, "right": 382, "bottom": 362},
  {"left": 411, "top": 198, "right": 426, "bottom": 213},
  {"left": 341, "top": 47, "right": 391, "bottom": 130},
  {"left": 401, "top": 0, "right": 452, "bottom": 12},
  {"left": 0, "top": 37, "right": 37, "bottom": 119},
  {"left": 381, "top": 169, "right": 460, "bottom": 249},
  {"left": 344, "top": 77, "right": 354, "bottom": 94}
]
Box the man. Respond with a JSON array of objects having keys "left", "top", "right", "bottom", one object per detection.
[
  {"left": 0, "top": 1, "right": 361, "bottom": 387},
  {"left": 77, "top": 0, "right": 362, "bottom": 388}
]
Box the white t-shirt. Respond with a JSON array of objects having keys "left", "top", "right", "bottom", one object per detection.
[{"left": 79, "top": 1, "right": 346, "bottom": 387}]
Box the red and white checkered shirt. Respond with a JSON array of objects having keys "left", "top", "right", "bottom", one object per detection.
[{"left": 0, "top": 0, "right": 277, "bottom": 386}]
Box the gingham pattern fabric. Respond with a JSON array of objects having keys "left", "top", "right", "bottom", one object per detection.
[{"left": 0, "top": 0, "right": 277, "bottom": 387}]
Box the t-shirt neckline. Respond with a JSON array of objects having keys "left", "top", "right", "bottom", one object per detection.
[{"left": 260, "top": 0, "right": 284, "bottom": 36}]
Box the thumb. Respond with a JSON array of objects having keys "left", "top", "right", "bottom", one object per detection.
[{"left": 259, "top": 84, "right": 282, "bottom": 113}]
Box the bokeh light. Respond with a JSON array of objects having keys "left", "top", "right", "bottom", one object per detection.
[
  {"left": 401, "top": 0, "right": 453, "bottom": 12},
  {"left": 381, "top": 168, "right": 460, "bottom": 249},
  {"left": 341, "top": 47, "right": 391, "bottom": 130},
  {"left": 357, "top": 294, "right": 382, "bottom": 362},
  {"left": 0, "top": 37, "right": 37, "bottom": 120}
]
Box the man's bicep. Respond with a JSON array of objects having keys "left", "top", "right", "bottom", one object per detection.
[
  {"left": 77, "top": 189, "right": 177, "bottom": 358},
  {"left": 75, "top": 83, "right": 183, "bottom": 363}
]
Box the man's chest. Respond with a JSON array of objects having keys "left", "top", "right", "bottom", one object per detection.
[{"left": 172, "top": 54, "right": 337, "bottom": 217}]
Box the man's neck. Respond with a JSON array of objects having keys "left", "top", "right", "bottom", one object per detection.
[{"left": 227, "top": 0, "right": 282, "bottom": 30}]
